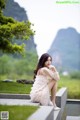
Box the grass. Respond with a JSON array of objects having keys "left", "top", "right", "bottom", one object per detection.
[
  {"left": 58, "top": 75, "right": 80, "bottom": 99},
  {"left": 0, "top": 76, "right": 80, "bottom": 99},
  {"left": 0, "top": 81, "right": 32, "bottom": 94},
  {"left": 0, "top": 105, "right": 39, "bottom": 120}
]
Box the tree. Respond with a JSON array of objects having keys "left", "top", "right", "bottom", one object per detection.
[{"left": 0, "top": 0, "right": 34, "bottom": 54}]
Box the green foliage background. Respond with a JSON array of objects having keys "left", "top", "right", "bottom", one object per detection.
[
  {"left": 0, "top": 0, "right": 34, "bottom": 54},
  {"left": 0, "top": 52, "right": 38, "bottom": 80}
]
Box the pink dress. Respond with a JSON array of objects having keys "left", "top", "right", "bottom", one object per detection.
[{"left": 30, "top": 67, "right": 59, "bottom": 105}]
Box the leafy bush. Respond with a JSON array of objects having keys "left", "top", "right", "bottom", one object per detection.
[{"left": 70, "top": 71, "right": 80, "bottom": 79}]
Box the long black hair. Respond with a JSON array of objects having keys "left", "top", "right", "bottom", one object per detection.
[{"left": 34, "top": 53, "right": 52, "bottom": 79}]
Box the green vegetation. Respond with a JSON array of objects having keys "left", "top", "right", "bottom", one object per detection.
[
  {"left": 0, "top": 75, "right": 80, "bottom": 99},
  {"left": 0, "top": 81, "right": 32, "bottom": 94},
  {"left": 0, "top": 0, "right": 34, "bottom": 54},
  {"left": 0, "top": 52, "right": 38, "bottom": 80},
  {"left": 0, "top": 105, "right": 39, "bottom": 120},
  {"left": 70, "top": 71, "right": 80, "bottom": 79},
  {"left": 58, "top": 75, "right": 80, "bottom": 99}
]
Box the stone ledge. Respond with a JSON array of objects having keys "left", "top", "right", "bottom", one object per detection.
[
  {"left": 66, "top": 116, "right": 80, "bottom": 120},
  {"left": 0, "top": 99, "right": 39, "bottom": 106},
  {"left": 28, "top": 87, "right": 67, "bottom": 120},
  {"left": 67, "top": 99, "right": 80, "bottom": 104},
  {"left": 56, "top": 87, "right": 67, "bottom": 120},
  {"left": 0, "top": 93, "right": 30, "bottom": 99},
  {"left": 54, "top": 110, "right": 61, "bottom": 120},
  {"left": 0, "top": 87, "right": 67, "bottom": 120},
  {"left": 28, "top": 106, "right": 54, "bottom": 120}
]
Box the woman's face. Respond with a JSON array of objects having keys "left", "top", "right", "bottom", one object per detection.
[{"left": 44, "top": 57, "right": 52, "bottom": 68}]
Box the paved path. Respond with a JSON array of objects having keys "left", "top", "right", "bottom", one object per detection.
[
  {"left": 66, "top": 116, "right": 80, "bottom": 120},
  {"left": 0, "top": 98, "right": 39, "bottom": 106}
]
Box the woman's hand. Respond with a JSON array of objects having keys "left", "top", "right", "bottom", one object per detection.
[{"left": 49, "top": 65, "right": 56, "bottom": 72}]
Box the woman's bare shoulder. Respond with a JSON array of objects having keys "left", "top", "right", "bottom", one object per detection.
[
  {"left": 41, "top": 67, "right": 50, "bottom": 73},
  {"left": 41, "top": 67, "right": 48, "bottom": 70},
  {"left": 37, "top": 67, "right": 48, "bottom": 75},
  {"left": 38, "top": 67, "right": 48, "bottom": 72}
]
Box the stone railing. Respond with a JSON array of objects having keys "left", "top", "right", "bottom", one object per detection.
[
  {"left": 28, "top": 87, "right": 67, "bottom": 120},
  {"left": 0, "top": 87, "right": 67, "bottom": 120}
]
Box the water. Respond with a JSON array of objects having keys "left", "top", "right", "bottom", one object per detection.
[
  {"left": 62, "top": 99, "right": 80, "bottom": 120},
  {"left": 66, "top": 100, "right": 80, "bottom": 116}
]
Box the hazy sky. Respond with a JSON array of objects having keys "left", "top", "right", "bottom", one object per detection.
[{"left": 14, "top": 0, "right": 80, "bottom": 57}]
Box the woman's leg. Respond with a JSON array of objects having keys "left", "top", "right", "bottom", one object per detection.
[
  {"left": 48, "top": 80, "right": 57, "bottom": 105},
  {"left": 51, "top": 81, "right": 57, "bottom": 105}
]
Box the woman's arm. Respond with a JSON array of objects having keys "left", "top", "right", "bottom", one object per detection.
[
  {"left": 42, "top": 67, "right": 60, "bottom": 81},
  {"left": 49, "top": 65, "right": 57, "bottom": 72}
]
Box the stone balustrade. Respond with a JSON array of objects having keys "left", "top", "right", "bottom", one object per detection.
[{"left": 0, "top": 87, "right": 67, "bottom": 120}]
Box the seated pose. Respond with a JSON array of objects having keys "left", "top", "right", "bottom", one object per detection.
[{"left": 30, "top": 53, "right": 60, "bottom": 110}]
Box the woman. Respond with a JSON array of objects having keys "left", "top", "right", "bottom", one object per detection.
[{"left": 30, "top": 53, "right": 60, "bottom": 110}]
